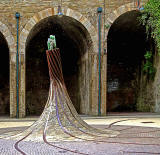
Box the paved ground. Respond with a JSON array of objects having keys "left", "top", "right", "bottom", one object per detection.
[{"left": 0, "top": 113, "right": 160, "bottom": 155}]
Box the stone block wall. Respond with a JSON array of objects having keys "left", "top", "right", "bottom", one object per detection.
[{"left": 0, "top": 0, "right": 149, "bottom": 117}]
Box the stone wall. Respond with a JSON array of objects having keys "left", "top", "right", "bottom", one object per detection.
[
  {"left": 153, "top": 51, "right": 160, "bottom": 112},
  {"left": 0, "top": 0, "right": 149, "bottom": 117},
  {"left": 136, "top": 48, "right": 160, "bottom": 113}
]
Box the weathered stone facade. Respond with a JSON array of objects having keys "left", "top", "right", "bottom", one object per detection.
[{"left": 0, "top": 0, "right": 149, "bottom": 117}]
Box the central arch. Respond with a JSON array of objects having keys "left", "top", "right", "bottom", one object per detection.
[
  {"left": 25, "top": 15, "right": 92, "bottom": 115},
  {"left": 19, "top": 8, "right": 98, "bottom": 117}
]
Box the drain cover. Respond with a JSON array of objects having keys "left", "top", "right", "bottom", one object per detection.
[{"left": 141, "top": 121, "right": 155, "bottom": 124}]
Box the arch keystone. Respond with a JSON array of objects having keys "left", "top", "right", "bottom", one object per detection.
[
  {"left": 126, "top": 3, "right": 136, "bottom": 11},
  {"left": 117, "top": 5, "right": 128, "bottom": 16},
  {"left": 39, "top": 10, "right": 48, "bottom": 19},
  {"left": 46, "top": 8, "right": 54, "bottom": 16},
  {"left": 66, "top": 8, "right": 72, "bottom": 16}
]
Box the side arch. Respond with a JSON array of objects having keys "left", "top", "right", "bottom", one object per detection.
[
  {"left": 104, "top": 2, "right": 146, "bottom": 51},
  {"left": 105, "top": 2, "right": 148, "bottom": 113},
  {"left": 0, "top": 21, "right": 15, "bottom": 53},
  {"left": 0, "top": 21, "right": 16, "bottom": 117}
]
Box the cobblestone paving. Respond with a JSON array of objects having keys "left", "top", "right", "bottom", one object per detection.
[
  {"left": 0, "top": 125, "right": 160, "bottom": 155},
  {"left": 0, "top": 137, "right": 160, "bottom": 155}
]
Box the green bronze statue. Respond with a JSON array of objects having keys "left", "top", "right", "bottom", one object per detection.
[{"left": 47, "top": 35, "right": 57, "bottom": 50}]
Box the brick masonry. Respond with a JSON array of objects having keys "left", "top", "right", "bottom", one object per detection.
[{"left": 0, "top": 0, "right": 148, "bottom": 117}]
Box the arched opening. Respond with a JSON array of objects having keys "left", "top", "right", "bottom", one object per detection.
[
  {"left": 26, "top": 15, "right": 91, "bottom": 116},
  {"left": 0, "top": 32, "right": 9, "bottom": 116},
  {"left": 107, "top": 10, "right": 149, "bottom": 112}
]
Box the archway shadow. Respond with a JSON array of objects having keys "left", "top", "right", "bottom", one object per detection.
[
  {"left": 0, "top": 32, "right": 9, "bottom": 116},
  {"left": 107, "top": 10, "right": 150, "bottom": 112},
  {"left": 26, "top": 15, "right": 90, "bottom": 116}
]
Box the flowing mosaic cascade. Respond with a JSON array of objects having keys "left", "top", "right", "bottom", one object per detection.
[
  {"left": 0, "top": 49, "right": 160, "bottom": 155},
  {"left": 0, "top": 49, "right": 117, "bottom": 154}
]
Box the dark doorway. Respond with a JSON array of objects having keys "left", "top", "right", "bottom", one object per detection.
[
  {"left": 26, "top": 15, "right": 90, "bottom": 115},
  {"left": 0, "top": 32, "right": 9, "bottom": 115},
  {"left": 107, "top": 10, "right": 149, "bottom": 112}
]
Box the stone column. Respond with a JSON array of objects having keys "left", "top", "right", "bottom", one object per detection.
[
  {"left": 79, "top": 59, "right": 86, "bottom": 114},
  {"left": 19, "top": 53, "right": 26, "bottom": 118},
  {"left": 89, "top": 53, "right": 98, "bottom": 115},
  {"left": 101, "top": 53, "right": 107, "bottom": 115},
  {"left": 10, "top": 52, "right": 17, "bottom": 117},
  {"left": 79, "top": 52, "right": 90, "bottom": 115},
  {"left": 85, "top": 53, "right": 90, "bottom": 114},
  {"left": 89, "top": 52, "right": 106, "bottom": 116}
]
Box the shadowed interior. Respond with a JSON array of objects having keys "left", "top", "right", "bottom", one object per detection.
[
  {"left": 26, "top": 15, "right": 90, "bottom": 115},
  {"left": 0, "top": 32, "right": 9, "bottom": 115},
  {"left": 107, "top": 10, "right": 149, "bottom": 112}
]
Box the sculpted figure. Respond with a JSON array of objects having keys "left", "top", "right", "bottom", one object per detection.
[{"left": 47, "top": 35, "right": 56, "bottom": 50}]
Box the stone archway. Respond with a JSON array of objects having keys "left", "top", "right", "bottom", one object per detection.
[
  {"left": 104, "top": 2, "right": 146, "bottom": 51},
  {"left": 105, "top": 2, "right": 148, "bottom": 112},
  {"left": 19, "top": 8, "right": 106, "bottom": 117},
  {"left": 0, "top": 21, "right": 16, "bottom": 117},
  {"left": 20, "top": 8, "right": 97, "bottom": 52}
]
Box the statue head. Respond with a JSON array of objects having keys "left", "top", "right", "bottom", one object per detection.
[{"left": 50, "top": 35, "right": 55, "bottom": 40}]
